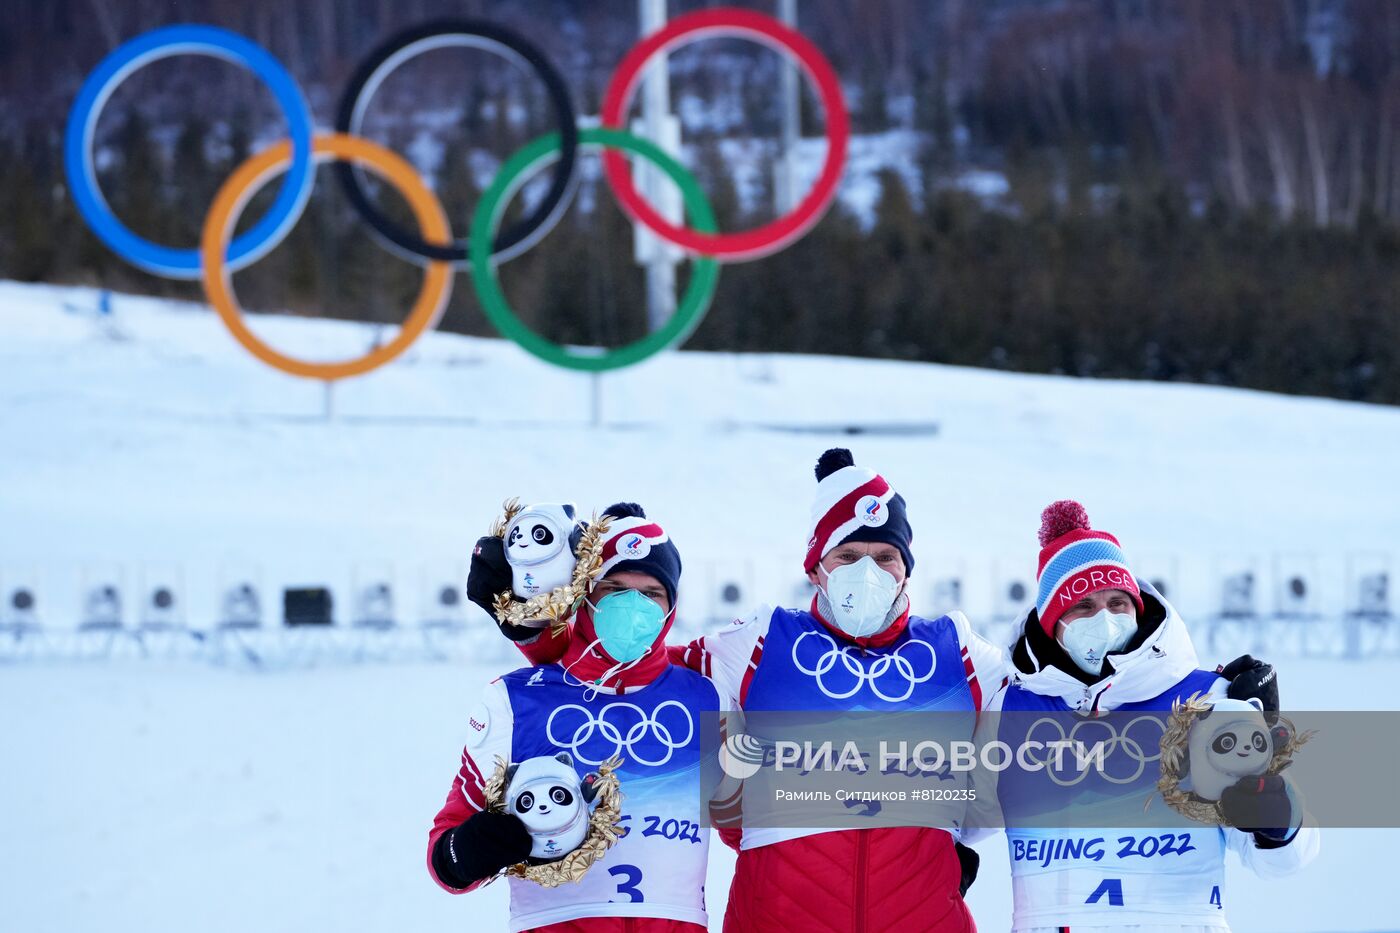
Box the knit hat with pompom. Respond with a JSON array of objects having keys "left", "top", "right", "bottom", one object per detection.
[
  {"left": 1035, "top": 500, "right": 1142, "bottom": 635},
  {"left": 804, "top": 448, "right": 914, "bottom": 576}
]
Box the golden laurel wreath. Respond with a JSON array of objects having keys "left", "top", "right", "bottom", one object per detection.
[
  {"left": 1153, "top": 692, "right": 1314, "bottom": 826},
  {"left": 489, "top": 497, "right": 611, "bottom": 636},
  {"left": 482, "top": 755, "right": 625, "bottom": 887}
]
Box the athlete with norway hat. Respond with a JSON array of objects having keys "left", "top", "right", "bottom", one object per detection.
[
  {"left": 966, "top": 500, "right": 1319, "bottom": 932},
  {"left": 429, "top": 502, "right": 733, "bottom": 932},
  {"left": 503, "top": 450, "right": 1010, "bottom": 931}
]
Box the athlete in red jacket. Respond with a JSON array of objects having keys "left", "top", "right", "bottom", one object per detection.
[
  {"left": 476, "top": 451, "right": 1008, "bottom": 931},
  {"left": 434, "top": 503, "right": 734, "bottom": 932}
]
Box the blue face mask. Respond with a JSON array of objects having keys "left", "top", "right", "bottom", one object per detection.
[{"left": 589, "top": 589, "right": 668, "bottom": 663}]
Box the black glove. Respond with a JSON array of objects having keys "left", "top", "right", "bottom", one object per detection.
[
  {"left": 431, "top": 810, "right": 533, "bottom": 888},
  {"left": 1218, "top": 773, "right": 1293, "bottom": 845},
  {"left": 467, "top": 536, "right": 512, "bottom": 617},
  {"left": 466, "top": 535, "right": 554, "bottom": 643},
  {"left": 1218, "top": 655, "right": 1279, "bottom": 715},
  {"left": 955, "top": 841, "right": 980, "bottom": 896}
]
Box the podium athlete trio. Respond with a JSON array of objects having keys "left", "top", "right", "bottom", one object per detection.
[{"left": 425, "top": 448, "right": 1318, "bottom": 932}]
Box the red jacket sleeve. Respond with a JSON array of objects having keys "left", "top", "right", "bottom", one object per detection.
[
  {"left": 667, "top": 640, "right": 705, "bottom": 672},
  {"left": 426, "top": 745, "right": 494, "bottom": 894},
  {"left": 515, "top": 623, "right": 572, "bottom": 665}
]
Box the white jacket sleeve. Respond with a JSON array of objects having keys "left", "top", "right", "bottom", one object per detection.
[
  {"left": 427, "top": 678, "right": 518, "bottom": 893},
  {"left": 462, "top": 678, "right": 516, "bottom": 788},
  {"left": 673, "top": 604, "right": 774, "bottom": 707},
  {"left": 1226, "top": 821, "right": 1320, "bottom": 877},
  {"left": 959, "top": 681, "right": 1010, "bottom": 846},
  {"left": 949, "top": 610, "right": 1012, "bottom": 711}
]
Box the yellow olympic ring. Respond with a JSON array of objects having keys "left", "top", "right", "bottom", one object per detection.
[{"left": 200, "top": 133, "right": 453, "bottom": 381}]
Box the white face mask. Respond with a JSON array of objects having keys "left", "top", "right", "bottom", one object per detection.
[
  {"left": 820, "top": 555, "right": 901, "bottom": 639},
  {"left": 1059, "top": 607, "right": 1138, "bottom": 676}
]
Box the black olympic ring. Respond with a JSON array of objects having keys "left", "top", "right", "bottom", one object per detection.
[{"left": 334, "top": 19, "right": 580, "bottom": 266}]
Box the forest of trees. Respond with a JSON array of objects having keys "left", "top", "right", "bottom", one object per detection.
[{"left": 2, "top": 0, "right": 1398, "bottom": 404}]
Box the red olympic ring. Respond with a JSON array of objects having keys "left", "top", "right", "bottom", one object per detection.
[{"left": 600, "top": 7, "right": 850, "bottom": 262}]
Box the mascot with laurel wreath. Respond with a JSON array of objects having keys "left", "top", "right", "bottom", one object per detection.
[
  {"left": 429, "top": 500, "right": 731, "bottom": 932},
  {"left": 466, "top": 498, "right": 611, "bottom": 642},
  {"left": 1156, "top": 693, "right": 1315, "bottom": 833}
]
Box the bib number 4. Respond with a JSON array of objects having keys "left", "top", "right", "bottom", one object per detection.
[{"left": 1086, "top": 878, "right": 1124, "bottom": 907}]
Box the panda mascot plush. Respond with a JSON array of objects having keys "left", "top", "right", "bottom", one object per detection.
[
  {"left": 503, "top": 504, "right": 584, "bottom": 601},
  {"left": 479, "top": 499, "right": 608, "bottom": 633},
  {"left": 1158, "top": 693, "right": 1312, "bottom": 829},
  {"left": 504, "top": 752, "right": 603, "bottom": 860},
  {"left": 1183, "top": 697, "right": 1275, "bottom": 801}
]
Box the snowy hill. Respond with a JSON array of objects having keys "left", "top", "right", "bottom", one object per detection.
[
  {"left": 2, "top": 280, "right": 1398, "bottom": 932},
  {"left": 2, "top": 277, "right": 1400, "bottom": 633},
  {"left": 2, "top": 279, "right": 1398, "bottom": 636}
]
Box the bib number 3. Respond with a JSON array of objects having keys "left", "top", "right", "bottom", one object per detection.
[{"left": 609, "top": 864, "right": 645, "bottom": 903}]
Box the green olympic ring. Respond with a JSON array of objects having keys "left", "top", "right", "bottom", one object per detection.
[{"left": 470, "top": 127, "right": 719, "bottom": 373}]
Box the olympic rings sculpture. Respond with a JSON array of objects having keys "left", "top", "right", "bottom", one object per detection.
[
  {"left": 64, "top": 10, "right": 849, "bottom": 378},
  {"left": 546, "top": 700, "right": 696, "bottom": 767},
  {"left": 1021, "top": 715, "right": 1167, "bottom": 787},
  {"left": 791, "top": 629, "right": 938, "bottom": 704}
]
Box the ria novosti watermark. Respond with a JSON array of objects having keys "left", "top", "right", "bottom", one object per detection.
[
  {"left": 702, "top": 711, "right": 1400, "bottom": 831},
  {"left": 724, "top": 733, "right": 1115, "bottom": 778}
]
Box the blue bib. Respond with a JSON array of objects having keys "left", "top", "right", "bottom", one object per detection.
[
  {"left": 498, "top": 664, "right": 721, "bottom": 929},
  {"left": 743, "top": 607, "right": 978, "bottom": 713},
  {"left": 996, "top": 669, "right": 1222, "bottom": 825}
]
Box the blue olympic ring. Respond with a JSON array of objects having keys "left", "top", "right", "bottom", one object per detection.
[{"left": 63, "top": 24, "right": 315, "bottom": 279}]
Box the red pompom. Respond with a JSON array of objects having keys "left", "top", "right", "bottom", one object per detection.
[{"left": 1039, "top": 500, "right": 1091, "bottom": 547}]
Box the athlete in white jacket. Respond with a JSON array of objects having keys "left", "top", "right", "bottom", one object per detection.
[{"left": 967, "top": 501, "right": 1318, "bottom": 933}]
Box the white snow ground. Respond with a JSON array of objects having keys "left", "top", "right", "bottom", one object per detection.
[
  {"left": 1, "top": 281, "right": 1398, "bottom": 931},
  {"left": 2, "top": 659, "right": 1394, "bottom": 933}
]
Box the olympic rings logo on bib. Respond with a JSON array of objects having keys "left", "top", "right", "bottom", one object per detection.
[
  {"left": 1021, "top": 715, "right": 1167, "bottom": 787},
  {"left": 546, "top": 700, "right": 696, "bottom": 767},
  {"left": 791, "top": 629, "right": 938, "bottom": 704},
  {"left": 64, "top": 11, "right": 849, "bottom": 378}
]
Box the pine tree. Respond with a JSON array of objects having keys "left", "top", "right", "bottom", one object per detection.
[
  {"left": 108, "top": 110, "right": 167, "bottom": 251},
  {"left": 0, "top": 136, "right": 57, "bottom": 281},
  {"left": 169, "top": 115, "right": 214, "bottom": 250}
]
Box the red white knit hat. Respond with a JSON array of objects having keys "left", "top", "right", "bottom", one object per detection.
[{"left": 803, "top": 448, "right": 913, "bottom": 574}]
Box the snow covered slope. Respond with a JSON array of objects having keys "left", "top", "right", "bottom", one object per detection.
[{"left": 2, "top": 280, "right": 1398, "bottom": 636}]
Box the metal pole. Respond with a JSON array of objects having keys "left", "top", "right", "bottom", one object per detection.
[
  {"left": 775, "top": 0, "right": 801, "bottom": 214},
  {"left": 591, "top": 373, "right": 603, "bottom": 428},
  {"left": 637, "top": 0, "right": 679, "bottom": 332}
]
